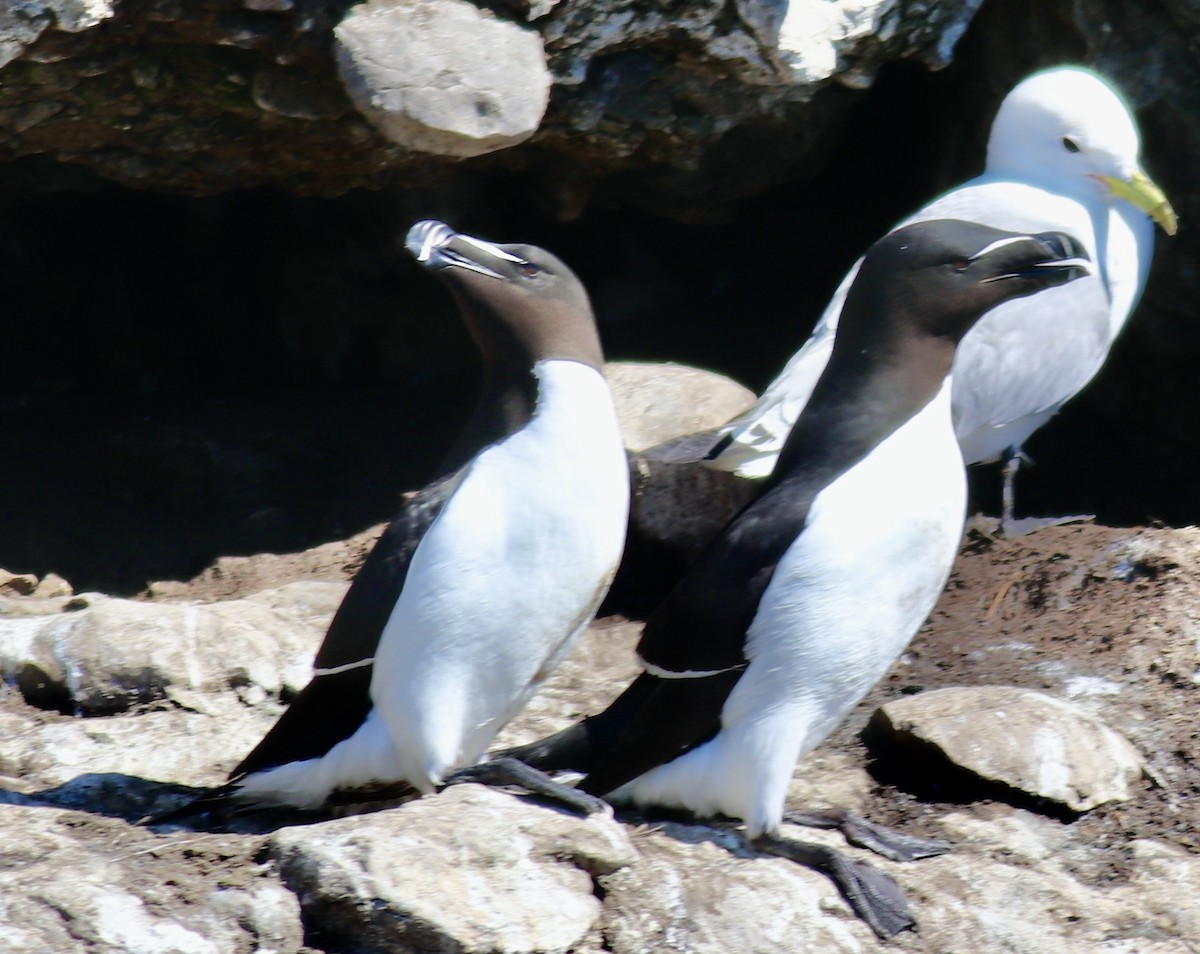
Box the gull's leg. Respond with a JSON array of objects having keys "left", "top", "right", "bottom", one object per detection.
[
  {"left": 999, "top": 445, "right": 1024, "bottom": 536},
  {"left": 999, "top": 445, "right": 1094, "bottom": 536}
]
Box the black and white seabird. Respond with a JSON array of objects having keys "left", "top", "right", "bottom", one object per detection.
[
  {"left": 181, "top": 221, "right": 629, "bottom": 814},
  {"left": 705, "top": 66, "right": 1175, "bottom": 533},
  {"left": 502, "top": 220, "right": 1090, "bottom": 938}
]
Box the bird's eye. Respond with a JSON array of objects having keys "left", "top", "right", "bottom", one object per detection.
[
  {"left": 952, "top": 258, "right": 971, "bottom": 272},
  {"left": 1062, "top": 137, "right": 1081, "bottom": 153},
  {"left": 519, "top": 261, "right": 542, "bottom": 278}
]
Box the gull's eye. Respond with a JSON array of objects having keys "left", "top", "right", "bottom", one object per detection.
[
  {"left": 1062, "top": 137, "right": 1081, "bottom": 154},
  {"left": 519, "top": 261, "right": 542, "bottom": 278}
]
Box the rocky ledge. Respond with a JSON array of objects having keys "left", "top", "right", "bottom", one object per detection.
[{"left": 0, "top": 364, "right": 1196, "bottom": 953}]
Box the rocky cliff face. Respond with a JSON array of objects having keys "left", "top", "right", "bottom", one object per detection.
[
  {"left": 0, "top": 0, "right": 982, "bottom": 200},
  {"left": 1, "top": 7, "right": 1199, "bottom": 949},
  {"left": 2, "top": 0, "right": 1199, "bottom": 547}
]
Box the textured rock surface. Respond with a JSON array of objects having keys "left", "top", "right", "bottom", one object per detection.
[
  {"left": 604, "top": 361, "right": 753, "bottom": 454},
  {"left": 872, "top": 686, "right": 1146, "bottom": 811},
  {"left": 0, "top": 519, "right": 1197, "bottom": 951},
  {"left": 334, "top": 0, "right": 552, "bottom": 158},
  {"left": 598, "top": 821, "right": 878, "bottom": 953},
  {"left": 0, "top": 803, "right": 304, "bottom": 953},
  {"left": 0, "top": 690, "right": 283, "bottom": 813},
  {"left": 270, "top": 785, "right": 635, "bottom": 954},
  {"left": 0, "top": 0, "right": 988, "bottom": 202},
  {"left": 0, "top": 0, "right": 114, "bottom": 69},
  {"left": 0, "top": 0, "right": 1193, "bottom": 225},
  {"left": 628, "top": 446, "right": 759, "bottom": 560},
  {"left": 0, "top": 582, "right": 343, "bottom": 714},
  {"left": 602, "top": 361, "right": 760, "bottom": 609}
]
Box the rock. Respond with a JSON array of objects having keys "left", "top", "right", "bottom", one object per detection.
[
  {"left": 0, "top": 581, "right": 345, "bottom": 714},
  {"left": 0, "top": 522, "right": 1199, "bottom": 952},
  {"left": 599, "top": 821, "right": 888, "bottom": 952},
  {"left": 0, "top": 0, "right": 991, "bottom": 202},
  {"left": 870, "top": 686, "right": 1145, "bottom": 811},
  {"left": 0, "top": 0, "right": 114, "bottom": 69},
  {"left": 0, "top": 692, "right": 283, "bottom": 813},
  {"left": 334, "top": 0, "right": 551, "bottom": 158},
  {"left": 603, "top": 361, "right": 754, "bottom": 454},
  {"left": 625, "top": 447, "right": 760, "bottom": 575},
  {"left": 250, "top": 65, "right": 349, "bottom": 121},
  {"left": 0, "top": 802, "right": 304, "bottom": 953},
  {"left": 600, "top": 361, "right": 759, "bottom": 607},
  {"left": 612, "top": 360, "right": 759, "bottom": 558},
  {"left": 268, "top": 784, "right": 636, "bottom": 954},
  {"left": 904, "top": 817, "right": 1200, "bottom": 954},
  {"left": 0, "top": 570, "right": 39, "bottom": 596},
  {"left": 32, "top": 572, "right": 73, "bottom": 598},
  {"left": 776, "top": 0, "right": 984, "bottom": 85}
]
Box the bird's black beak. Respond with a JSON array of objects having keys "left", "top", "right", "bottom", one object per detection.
[
  {"left": 978, "top": 230, "right": 1091, "bottom": 287},
  {"left": 406, "top": 219, "right": 516, "bottom": 281}
]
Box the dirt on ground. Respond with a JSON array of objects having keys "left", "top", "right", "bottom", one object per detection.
[
  {"left": 832, "top": 518, "right": 1200, "bottom": 878},
  {"left": 120, "top": 512, "right": 1199, "bottom": 873},
  {"left": 3, "top": 481, "right": 1197, "bottom": 950}
]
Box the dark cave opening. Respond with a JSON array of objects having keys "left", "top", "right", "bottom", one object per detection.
[{"left": 0, "top": 53, "right": 1194, "bottom": 596}]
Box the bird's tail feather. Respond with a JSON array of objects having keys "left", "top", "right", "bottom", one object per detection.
[
  {"left": 139, "top": 783, "right": 243, "bottom": 827},
  {"left": 495, "top": 674, "right": 658, "bottom": 774}
]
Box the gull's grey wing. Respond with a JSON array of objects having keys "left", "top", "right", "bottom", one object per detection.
[
  {"left": 707, "top": 263, "right": 860, "bottom": 477},
  {"left": 713, "top": 175, "right": 1128, "bottom": 472}
]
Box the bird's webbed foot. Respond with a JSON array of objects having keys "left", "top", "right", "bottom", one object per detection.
[
  {"left": 753, "top": 831, "right": 916, "bottom": 939},
  {"left": 442, "top": 756, "right": 610, "bottom": 817},
  {"left": 783, "top": 807, "right": 950, "bottom": 862}
]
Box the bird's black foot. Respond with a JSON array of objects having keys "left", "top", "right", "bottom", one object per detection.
[
  {"left": 753, "top": 831, "right": 916, "bottom": 939},
  {"left": 442, "top": 756, "right": 610, "bottom": 817},
  {"left": 783, "top": 807, "right": 949, "bottom": 862},
  {"left": 139, "top": 784, "right": 239, "bottom": 828}
]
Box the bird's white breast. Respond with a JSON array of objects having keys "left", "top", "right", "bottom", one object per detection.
[
  {"left": 733, "top": 379, "right": 965, "bottom": 752},
  {"left": 370, "top": 359, "right": 629, "bottom": 790},
  {"left": 620, "top": 381, "right": 965, "bottom": 834}
]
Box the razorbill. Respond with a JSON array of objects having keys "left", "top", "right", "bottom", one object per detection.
[
  {"left": 173, "top": 221, "right": 629, "bottom": 816},
  {"left": 705, "top": 66, "right": 1175, "bottom": 533},
  {"left": 501, "top": 220, "right": 1091, "bottom": 938}
]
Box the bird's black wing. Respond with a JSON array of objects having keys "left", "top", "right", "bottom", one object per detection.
[
  {"left": 577, "top": 483, "right": 814, "bottom": 798},
  {"left": 230, "top": 471, "right": 462, "bottom": 780}
]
